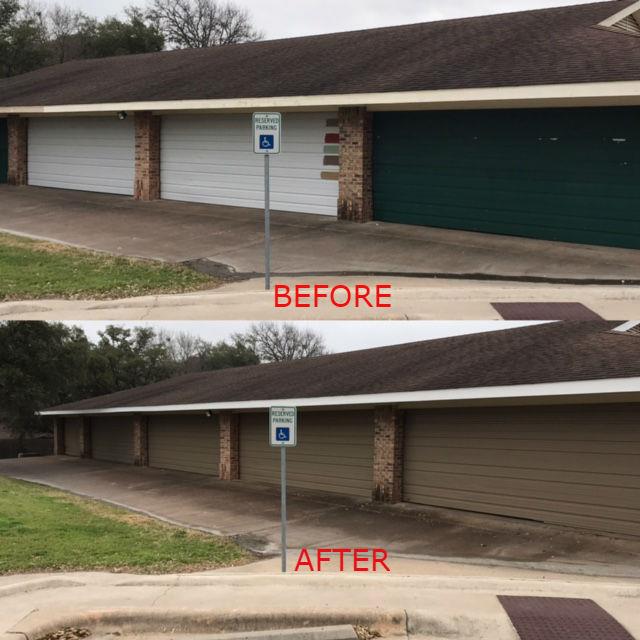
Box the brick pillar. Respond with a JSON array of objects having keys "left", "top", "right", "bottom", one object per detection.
[
  {"left": 338, "top": 107, "right": 373, "bottom": 223},
  {"left": 133, "top": 415, "right": 149, "bottom": 466},
  {"left": 80, "top": 417, "right": 92, "bottom": 458},
  {"left": 53, "top": 417, "right": 65, "bottom": 455},
  {"left": 219, "top": 412, "right": 239, "bottom": 481},
  {"left": 372, "top": 406, "right": 405, "bottom": 503},
  {"left": 7, "top": 116, "right": 28, "bottom": 186},
  {"left": 134, "top": 111, "right": 161, "bottom": 201}
]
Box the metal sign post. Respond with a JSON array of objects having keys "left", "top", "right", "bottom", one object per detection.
[
  {"left": 270, "top": 406, "right": 297, "bottom": 573},
  {"left": 253, "top": 113, "right": 282, "bottom": 291}
]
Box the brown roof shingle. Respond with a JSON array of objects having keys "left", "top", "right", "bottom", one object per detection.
[
  {"left": 46, "top": 321, "right": 640, "bottom": 414},
  {"left": 1, "top": 1, "right": 639, "bottom": 108}
]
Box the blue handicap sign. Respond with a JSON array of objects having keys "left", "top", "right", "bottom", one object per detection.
[
  {"left": 260, "top": 134, "right": 275, "bottom": 150},
  {"left": 276, "top": 427, "right": 290, "bottom": 442}
]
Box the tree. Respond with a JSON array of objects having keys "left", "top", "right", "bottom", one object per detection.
[
  {"left": 197, "top": 339, "right": 259, "bottom": 370},
  {"left": 0, "top": 0, "right": 49, "bottom": 77},
  {"left": 234, "top": 322, "right": 328, "bottom": 363},
  {"left": 148, "top": 0, "right": 262, "bottom": 49},
  {"left": 46, "top": 3, "right": 88, "bottom": 63},
  {"left": 86, "top": 325, "right": 176, "bottom": 396},
  {"left": 0, "top": 322, "right": 91, "bottom": 436}
]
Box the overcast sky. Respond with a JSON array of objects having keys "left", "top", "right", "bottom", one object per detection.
[
  {"left": 42, "top": 0, "right": 603, "bottom": 38},
  {"left": 66, "top": 321, "right": 538, "bottom": 352}
]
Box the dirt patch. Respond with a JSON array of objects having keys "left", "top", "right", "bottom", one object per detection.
[{"left": 38, "top": 628, "right": 91, "bottom": 640}]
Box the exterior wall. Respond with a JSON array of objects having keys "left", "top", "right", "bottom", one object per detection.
[
  {"left": 338, "top": 107, "right": 373, "bottom": 223},
  {"left": 134, "top": 112, "right": 161, "bottom": 200},
  {"left": 133, "top": 415, "right": 149, "bottom": 466},
  {"left": 7, "top": 116, "right": 28, "bottom": 186},
  {"left": 53, "top": 417, "right": 65, "bottom": 455},
  {"left": 80, "top": 417, "right": 92, "bottom": 458},
  {"left": 64, "top": 417, "right": 82, "bottom": 457},
  {"left": 219, "top": 411, "right": 239, "bottom": 481},
  {"left": 148, "top": 414, "right": 219, "bottom": 475},
  {"left": 239, "top": 410, "right": 374, "bottom": 498},
  {"left": 28, "top": 117, "right": 135, "bottom": 195},
  {"left": 161, "top": 112, "right": 339, "bottom": 216},
  {"left": 91, "top": 416, "right": 135, "bottom": 464},
  {"left": 373, "top": 406, "right": 405, "bottom": 503},
  {"left": 403, "top": 403, "right": 640, "bottom": 538}
]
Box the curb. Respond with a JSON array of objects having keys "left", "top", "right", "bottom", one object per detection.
[
  {"left": 0, "top": 579, "right": 85, "bottom": 599},
  {"left": 10, "top": 609, "right": 407, "bottom": 640}
]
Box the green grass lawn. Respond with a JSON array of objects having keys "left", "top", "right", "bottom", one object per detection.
[
  {"left": 0, "top": 477, "right": 252, "bottom": 574},
  {"left": 0, "top": 233, "right": 217, "bottom": 301}
]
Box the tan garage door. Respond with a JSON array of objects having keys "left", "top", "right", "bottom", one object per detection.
[
  {"left": 240, "top": 411, "right": 374, "bottom": 498},
  {"left": 91, "top": 417, "right": 134, "bottom": 464},
  {"left": 148, "top": 415, "right": 219, "bottom": 476},
  {"left": 64, "top": 417, "right": 82, "bottom": 457},
  {"left": 404, "top": 404, "right": 640, "bottom": 537}
]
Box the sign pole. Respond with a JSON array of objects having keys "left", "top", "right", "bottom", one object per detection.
[
  {"left": 264, "top": 153, "right": 271, "bottom": 291},
  {"left": 281, "top": 445, "right": 287, "bottom": 573}
]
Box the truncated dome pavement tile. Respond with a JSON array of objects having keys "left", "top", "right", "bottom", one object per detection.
[
  {"left": 491, "top": 303, "right": 604, "bottom": 321},
  {"left": 497, "top": 596, "right": 636, "bottom": 640}
]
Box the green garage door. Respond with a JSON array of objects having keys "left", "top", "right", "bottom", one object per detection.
[
  {"left": 0, "top": 119, "right": 7, "bottom": 184},
  {"left": 374, "top": 108, "right": 640, "bottom": 249}
]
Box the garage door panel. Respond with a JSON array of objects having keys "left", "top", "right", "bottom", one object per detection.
[
  {"left": 28, "top": 117, "right": 134, "bottom": 195},
  {"left": 161, "top": 113, "right": 338, "bottom": 216},
  {"left": 404, "top": 405, "right": 640, "bottom": 537},
  {"left": 374, "top": 108, "right": 640, "bottom": 249},
  {"left": 148, "top": 415, "right": 219, "bottom": 476},
  {"left": 91, "top": 417, "right": 134, "bottom": 464},
  {"left": 64, "top": 418, "right": 81, "bottom": 457},
  {"left": 240, "top": 411, "right": 374, "bottom": 498}
]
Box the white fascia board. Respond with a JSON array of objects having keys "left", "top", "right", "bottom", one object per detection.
[
  {"left": 599, "top": 0, "right": 640, "bottom": 27},
  {"left": 3, "top": 80, "right": 640, "bottom": 115},
  {"left": 38, "top": 376, "right": 640, "bottom": 416}
]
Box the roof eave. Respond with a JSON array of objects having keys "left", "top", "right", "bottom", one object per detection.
[
  {"left": 38, "top": 376, "right": 640, "bottom": 417},
  {"left": 4, "top": 80, "right": 640, "bottom": 116}
]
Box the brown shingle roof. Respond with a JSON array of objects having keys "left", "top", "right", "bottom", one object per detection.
[
  {"left": 1, "top": 1, "right": 639, "bottom": 107},
  {"left": 46, "top": 321, "right": 640, "bottom": 414}
]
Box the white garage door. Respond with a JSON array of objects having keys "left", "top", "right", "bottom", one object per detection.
[
  {"left": 28, "top": 117, "right": 135, "bottom": 195},
  {"left": 161, "top": 113, "right": 339, "bottom": 216}
]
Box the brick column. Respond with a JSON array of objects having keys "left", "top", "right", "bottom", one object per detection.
[
  {"left": 133, "top": 415, "right": 149, "bottom": 466},
  {"left": 338, "top": 107, "right": 373, "bottom": 223},
  {"left": 219, "top": 412, "right": 239, "bottom": 481},
  {"left": 134, "top": 111, "right": 161, "bottom": 201},
  {"left": 372, "top": 406, "right": 405, "bottom": 503},
  {"left": 80, "top": 417, "right": 92, "bottom": 458},
  {"left": 7, "top": 116, "right": 28, "bottom": 186},
  {"left": 53, "top": 417, "right": 65, "bottom": 455}
]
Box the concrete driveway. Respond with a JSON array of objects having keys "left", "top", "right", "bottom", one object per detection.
[
  {"left": 2, "top": 186, "right": 640, "bottom": 282},
  {"left": 1, "top": 456, "right": 639, "bottom": 576}
]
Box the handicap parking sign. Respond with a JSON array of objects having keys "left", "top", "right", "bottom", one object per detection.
[
  {"left": 260, "top": 134, "right": 275, "bottom": 150},
  {"left": 270, "top": 407, "right": 297, "bottom": 447}
]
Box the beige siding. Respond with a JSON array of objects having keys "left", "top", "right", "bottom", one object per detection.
[
  {"left": 91, "top": 416, "right": 134, "bottom": 464},
  {"left": 64, "top": 417, "right": 82, "bottom": 457},
  {"left": 404, "top": 404, "right": 640, "bottom": 538},
  {"left": 240, "top": 411, "right": 374, "bottom": 498},
  {"left": 148, "top": 415, "right": 219, "bottom": 476}
]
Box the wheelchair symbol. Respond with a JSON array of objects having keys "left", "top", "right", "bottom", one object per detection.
[
  {"left": 260, "top": 134, "right": 275, "bottom": 150},
  {"left": 276, "top": 427, "right": 290, "bottom": 442}
]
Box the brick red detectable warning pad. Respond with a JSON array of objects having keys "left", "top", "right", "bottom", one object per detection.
[
  {"left": 492, "top": 303, "right": 604, "bottom": 320},
  {"left": 498, "top": 596, "right": 636, "bottom": 640}
]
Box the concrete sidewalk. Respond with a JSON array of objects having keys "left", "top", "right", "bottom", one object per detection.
[
  {"left": 1, "top": 457, "right": 639, "bottom": 577},
  {"left": 1, "top": 571, "right": 639, "bottom": 640},
  {"left": 2, "top": 276, "right": 640, "bottom": 320},
  {"left": 2, "top": 186, "right": 640, "bottom": 282}
]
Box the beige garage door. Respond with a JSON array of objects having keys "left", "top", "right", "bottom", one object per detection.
[
  {"left": 91, "top": 417, "right": 134, "bottom": 464},
  {"left": 64, "top": 417, "right": 82, "bottom": 457},
  {"left": 404, "top": 404, "right": 640, "bottom": 537},
  {"left": 240, "top": 411, "right": 374, "bottom": 498},
  {"left": 148, "top": 415, "right": 219, "bottom": 476}
]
